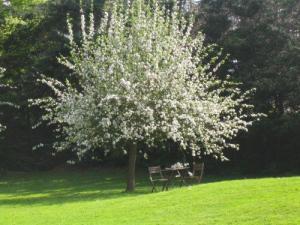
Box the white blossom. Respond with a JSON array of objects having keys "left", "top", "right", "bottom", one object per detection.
[{"left": 33, "top": 0, "right": 263, "bottom": 160}]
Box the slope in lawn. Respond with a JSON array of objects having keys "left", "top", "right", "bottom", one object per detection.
[{"left": 0, "top": 170, "right": 299, "bottom": 225}]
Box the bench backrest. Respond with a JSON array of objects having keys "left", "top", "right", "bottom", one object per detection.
[
  {"left": 148, "top": 166, "right": 164, "bottom": 181},
  {"left": 193, "top": 162, "right": 204, "bottom": 177}
]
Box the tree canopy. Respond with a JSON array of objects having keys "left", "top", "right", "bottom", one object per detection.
[
  {"left": 196, "top": 0, "right": 300, "bottom": 172},
  {"left": 0, "top": 0, "right": 299, "bottom": 175},
  {"left": 34, "top": 0, "right": 261, "bottom": 191}
]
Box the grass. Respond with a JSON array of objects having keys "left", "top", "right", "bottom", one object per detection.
[{"left": 0, "top": 169, "right": 299, "bottom": 225}]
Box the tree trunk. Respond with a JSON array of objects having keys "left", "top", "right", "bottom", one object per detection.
[
  {"left": 275, "top": 94, "right": 284, "bottom": 115},
  {"left": 126, "top": 142, "right": 137, "bottom": 192}
]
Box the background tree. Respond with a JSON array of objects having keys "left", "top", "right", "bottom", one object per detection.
[
  {"left": 35, "top": 0, "right": 261, "bottom": 191},
  {"left": 196, "top": 0, "right": 300, "bottom": 172},
  {"left": 1, "top": 0, "right": 299, "bottom": 175},
  {"left": 0, "top": 0, "right": 105, "bottom": 170}
]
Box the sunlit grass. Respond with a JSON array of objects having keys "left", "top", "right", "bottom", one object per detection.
[{"left": 0, "top": 170, "right": 299, "bottom": 225}]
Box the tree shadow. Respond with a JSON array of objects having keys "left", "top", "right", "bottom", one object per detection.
[
  {"left": 0, "top": 169, "right": 152, "bottom": 206},
  {"left": 2, "top": 169, "right": 294, "bottom": 207}
]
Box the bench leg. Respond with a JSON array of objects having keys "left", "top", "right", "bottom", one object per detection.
[
  {"left": 180, "top": 178, "right": 186, "bottom": 187},
  {"left": 151, "top": 182, "right": 157, "bottom": 192},
  {"left": 162, "top": 182, "right": 169, "bottom": 191}
]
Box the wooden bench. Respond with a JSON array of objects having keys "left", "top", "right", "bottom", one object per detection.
[
  {"left": 148, "top": 166, "right": 169, "bottom": 192},
  {"left": 181, "top": 163, "right": 204, "bottom": 184}
]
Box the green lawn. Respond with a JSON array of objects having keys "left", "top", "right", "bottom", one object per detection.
[{"left": 0, "top": 169, "right": 299, "bottom": 225}]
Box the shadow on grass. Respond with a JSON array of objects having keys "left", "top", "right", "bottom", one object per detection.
[
  {"left": 0, "top": 169, "right": 152, "bottom": 206},
  {"left": 1, "top": 169, "right": 296, "bottom": 207}
]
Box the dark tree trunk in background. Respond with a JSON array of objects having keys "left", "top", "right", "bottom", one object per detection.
[
  {"left": 126, "top": 142, "right": 137, "bottom": 192},
  {"left": 275, "top": 94, "right": 285, "bottom": 115}
]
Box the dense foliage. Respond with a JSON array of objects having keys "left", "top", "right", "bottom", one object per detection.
[
  {"left": 0, "top": 0, "right": 104, "bottom": 170},
  {"left": 0, "top": 0, "right": 299, "bottom": 175},
  {"left": 196, "top": 0, "right": 300, "bottom": 172},
  {"left": 33, "top": 0, "right": 261, "bottom": 190}
]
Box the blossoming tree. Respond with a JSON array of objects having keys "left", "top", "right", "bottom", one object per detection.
[{"left": 35, "top": 0, "right": 261, "bottom": 191}]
